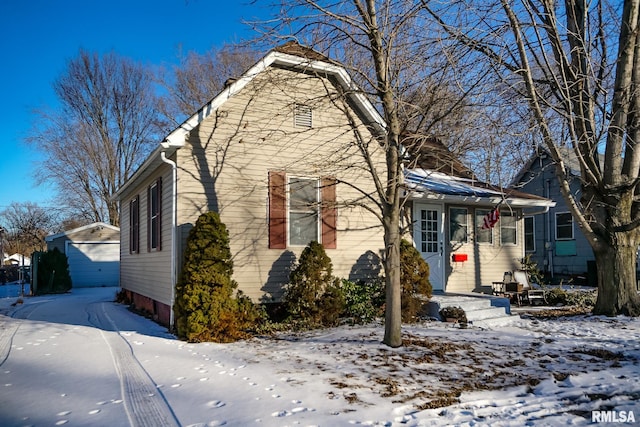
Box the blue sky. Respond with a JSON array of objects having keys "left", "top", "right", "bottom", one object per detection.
[{"left": 0, "top": 0, "right": 266, "bottom": 210}]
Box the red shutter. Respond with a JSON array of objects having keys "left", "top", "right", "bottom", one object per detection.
[
  {"left": 321, "top": 177, "right": 337, "bottom": 249},
  {"left": 268, "top": 171, "right": 287, "bottom": 249}
]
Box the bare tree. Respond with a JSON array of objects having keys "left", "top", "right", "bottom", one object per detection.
[
  {"left": 255, "top": 0, "right": 494, "bottom": 346},
  {"left": 27, "top": 50, "right": 161, "bottom": 226},
  {"left": 424, "top": 0, "right": 640, "bottom": 315},
  {"left": 0, "top": 202, "right": 55, "bottom": 257},
  {"left": 158, "top": 44, "right": 259, "bottom": 127}
]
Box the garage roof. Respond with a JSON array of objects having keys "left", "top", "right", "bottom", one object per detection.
[{"left": 45, "top": 222, "right": 120, "bottom": 242}]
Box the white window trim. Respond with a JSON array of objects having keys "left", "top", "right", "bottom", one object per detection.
[
  {"left": 500, "top": 210, "right": 517, "bottom": 246},
  {"left": 474, "top": 208, "right": 493, "bottom": 245},
  {"left": 524, "top": 216, "right": 535, "bottom": 252},
  {"left": 449, "top": 206, "right": 468, "bottom": 243},
  {"left": 287, "top": 176, "right": 320, "bottom": 247},
  {"left": 555, "top": 211, "right": 574, "bottom": 240},
  {"left": 149, "top": 180, "right": 161, "bottom": 251}
]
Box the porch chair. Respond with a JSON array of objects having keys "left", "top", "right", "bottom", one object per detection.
[
  {"left": 502, "top": 271, "right": 526, "bottom": 306},
  {"left": 512, "top": 270, "right": 547, "bottom": 305}
]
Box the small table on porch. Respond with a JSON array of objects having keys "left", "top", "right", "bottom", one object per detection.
[{"left": 492, "top": 281, "right": 525, "bottom": 306}]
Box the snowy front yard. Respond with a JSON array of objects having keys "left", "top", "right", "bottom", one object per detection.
[{"left": 1, "top": 287, "right": 639, "bottom": 426}]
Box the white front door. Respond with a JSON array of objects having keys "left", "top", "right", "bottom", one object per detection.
[{"left": 414, "top": 203, "right": 445, "bottom": 291}]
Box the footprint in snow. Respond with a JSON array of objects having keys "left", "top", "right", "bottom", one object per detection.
[{"left": 206, "top": 400, "right": 226, "bottom": 408}]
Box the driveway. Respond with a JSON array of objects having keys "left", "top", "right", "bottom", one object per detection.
[{"left": 0, "top": 287, "right": 178, "bottom": 427}]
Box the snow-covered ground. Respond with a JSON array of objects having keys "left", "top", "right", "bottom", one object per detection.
[{"left": 0, "top": 285, "right": 639, "bottom": 426}]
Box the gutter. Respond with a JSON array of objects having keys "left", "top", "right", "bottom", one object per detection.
[
  {"left": 522, "top": 205, "right": 554, "bottom": 216},
  {"left": 160, "top": 142, "right": 177, "bottom": 329}
]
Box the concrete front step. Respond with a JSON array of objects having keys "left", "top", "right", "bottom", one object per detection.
[
  {"left": 465, "top": 307, "right": 510, "bottom": 322},
  {"left": 425, "top": 293, "right": 518, "bottom": 329}
]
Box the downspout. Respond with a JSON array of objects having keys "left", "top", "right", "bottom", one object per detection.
[{"left": 160, "top": 144, "right": 177, "bottom": 329}]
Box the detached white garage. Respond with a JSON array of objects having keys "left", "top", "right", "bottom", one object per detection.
[{"left": 46, "top": 222, "right": 120, "bottom": 288}]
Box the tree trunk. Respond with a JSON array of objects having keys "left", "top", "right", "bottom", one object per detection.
[
  {"left": 593, "top": 234, "right": 640, "bottom": 316},
  {"left": 108, "top": 200, "right": 120, "bottom": 227},
  {"left": 383, "top": 205, "right": 402, "bottom": 347}
]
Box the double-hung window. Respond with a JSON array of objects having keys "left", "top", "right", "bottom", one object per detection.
[
  {"left": 475, "top": 209, "right": 493, "bottom": 244},
  {"left": 449, "top": 207, "right": 468, "bottom": 243},
  {"left": 148, "top": 178, "right": 162, "bottom": 251},
  {"left": 524, "top": 216, "right": 535, "bottom": 252},
  {"left": 500, "top": 210, "right": 517, "bottom": 245},
  {"left": 268, "top": 171, "right": 336, "bottom": 249},
  {"left": 556, "top": 212, "right": 573, "bottom": 240},
  {"left": 289, "top": 177, "right": 319, "bottom": 246},
  {"left": 129, "top": 195, "right": 139, "bottom": 254}
]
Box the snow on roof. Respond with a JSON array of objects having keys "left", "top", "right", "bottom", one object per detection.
[
  {"left": 405, "top": 169, "right": 555, "bottom": 208},
  {"left": 405, "top": 169, "right": 500, "bottom": 198}
]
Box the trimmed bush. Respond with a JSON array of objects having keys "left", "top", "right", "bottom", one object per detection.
[
  {"left": 283, "top": 241, "right": 344, "bottom": 327},
  {"left": 341, "top": 278, "right": 385, "bottom": 324},
  {"left": 400, "top": 239, "right": 432, "bottom": 322},
  {"left": 173, "top": 211, "right": 262, "bottom": 343},
  {"left": 34, "top": 248, "right": 72, "bottom": 295}
]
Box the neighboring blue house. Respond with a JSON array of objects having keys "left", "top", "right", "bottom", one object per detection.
[{"left": 511, "top": 147, "right": 595, "bottom": 284}]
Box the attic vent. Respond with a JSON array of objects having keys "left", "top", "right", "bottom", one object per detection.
[{"left": 294, "top": 104, "right": 312, "bottom": 128}]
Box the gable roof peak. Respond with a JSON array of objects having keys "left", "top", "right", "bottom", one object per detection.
[
  {"left": 272, "top": 40, "right": 333, "bottom": 63},
  {"left": 401, "top": 133, "right": 475, "bottom": 179}
]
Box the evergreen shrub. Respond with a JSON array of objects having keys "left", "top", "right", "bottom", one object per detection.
[
  {"left": 545, "top": 288, "right": 597, "bottom": 307},
  {"left": 283, "top": 241, "right": 345, "bottom": 327},
  {"left": 341, "top": 278, "right": 385, "bottom": 324},
  {"left": 400, "top": 239, "right": 432, "bottom": 322},
  {"left": 34, "top": 248, "right": 72, "bottom": 295},
  {"left": 173, "top": 211, "right": 263, "bottom": 343}
]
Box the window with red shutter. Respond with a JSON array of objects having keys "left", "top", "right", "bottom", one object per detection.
[{"left": 268, "top": 172, "right": 337, "bottom": 249}]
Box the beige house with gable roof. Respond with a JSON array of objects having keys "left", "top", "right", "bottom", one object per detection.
[
  {"left": 114, "top": 42, "right": 388, "bottom": 326},
  {"left": 114, "top": 42, "right": 555, "bottom": 327}
]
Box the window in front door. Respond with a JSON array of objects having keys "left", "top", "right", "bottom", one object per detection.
[{"left": 420, "top": 209, "right": 439, "bottom": 253}]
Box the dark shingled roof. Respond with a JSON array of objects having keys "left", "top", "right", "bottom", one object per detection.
[
  {"left": 273, "top": 41, "right": 334, "bottom": 63},
  {"left": 401, "top": 135, "right": 475, "bottom": 179}
]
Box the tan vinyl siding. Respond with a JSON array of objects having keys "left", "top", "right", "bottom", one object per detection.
[
  {"left": 175, "top": 67, "right": 385, "bottom": 301},
  {"left": 119, "top": 164, "right": 173, "bottom": 306},
  {"left": 445, "top": 205, "right": 525, "bottom": 293}
]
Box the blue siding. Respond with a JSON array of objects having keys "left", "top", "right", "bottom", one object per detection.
[{"left": 516, "top": 154, "right": 594, "bottom": 277}]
